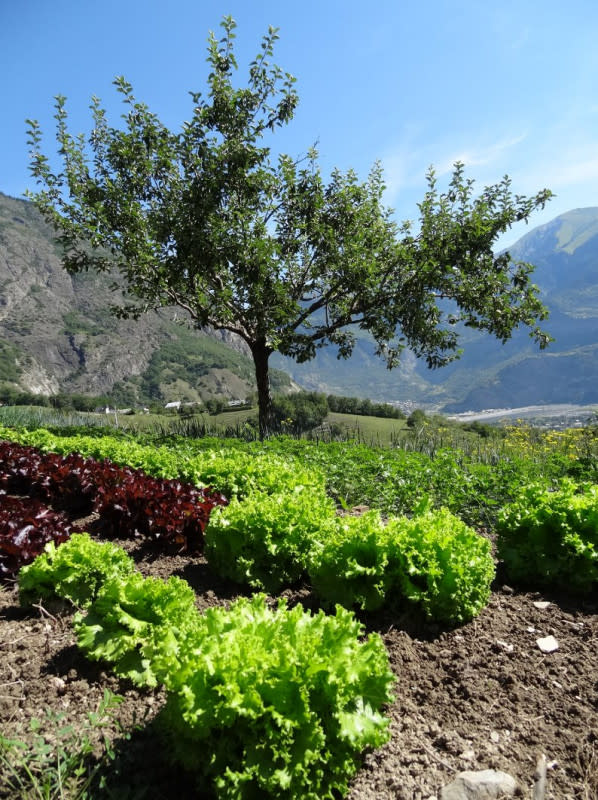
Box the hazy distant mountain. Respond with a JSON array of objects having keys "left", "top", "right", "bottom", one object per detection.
[
  {"left": 274, "top": 207, "right": 598, "bottom": 411},
  {"left": 440, "top": 207, "right": 598, "bottom": 411},
  {"left": 1, "top": 190, "right": 597, "bottom": 411}
]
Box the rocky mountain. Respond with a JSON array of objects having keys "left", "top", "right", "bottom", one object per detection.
[
  {"left": 0, "top": 192, "right": 292, "bottom": 406},
  {"left": 1, "top": 191, "right": 598, "bottom": 411}
]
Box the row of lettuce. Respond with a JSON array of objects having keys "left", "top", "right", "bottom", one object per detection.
[
  {"left": 2, "top": 424, "right": 598, "bottom": 611},
  {"left": 3, "top": 424, "right": 598, "bottom": 798},
  {"left": 1, "top": 432, "right": 493, "bottom": 624},
  {"left": 19, "top": 534, "right": 394, "bottom": 799},
  {"left": 0, "top": 438, "right": 227, "bottom": 576},
  {"left": 3, "top": 421, "right": 597, "bottom": 523}
]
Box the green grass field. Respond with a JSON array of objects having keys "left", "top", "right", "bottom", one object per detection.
[
  {"left": 138, "top": 409, "right": 409, "bottom": 443},
  {"left": 0, "top": 405, "right": 256, "bottom": 435},
  {"left": 325, "top": 412, "right": 407, "bottom": 444},
  {"left": 0, "top": 404, "right": 411, "bottom": 443}
]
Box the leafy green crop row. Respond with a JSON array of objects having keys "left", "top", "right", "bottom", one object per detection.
[
  {"left": 497, "top": 479, "right": 598, "bottom": 593},
  {"left": 2, "top": 425, "right": 496, "bottom": 621},
  {"left": 309, "top": 505, "right": 494, "bottom": 624},
  {"left": 0, "top": 424, "right": 326, "bottom": 501},
  {"left": 5, "top": 421, "right": 590, "bottom": 529},
  {"left": 19, "top": 535, "right": 395, "bottom": 800},
  {"left": 205, "top": 492, "right": 495, "bottom": 624},
  {"left": 6, "top": 424, "right": 596, "bottom": 605},
  {"left": 0, "top": 424, "right": 483, "bottom": 524}
]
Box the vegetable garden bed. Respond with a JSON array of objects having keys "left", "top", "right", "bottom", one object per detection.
[
  {"left": 1, "top": 538, "right": 596, "bottom": 799},
  {"left": 0, "top": 427, "right": 596, "bottom": 798}
]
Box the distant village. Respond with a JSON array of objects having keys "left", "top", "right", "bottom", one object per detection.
[{"left": 103, "top": 398, "right": 245, "bottom": 415}]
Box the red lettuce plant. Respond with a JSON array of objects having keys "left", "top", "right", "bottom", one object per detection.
[{"left": 0, "top": 494, "right": 71, "bottom": 578}]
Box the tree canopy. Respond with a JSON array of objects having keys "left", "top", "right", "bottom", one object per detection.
[{"left": 26, "top": 16, "right": 552, "bottom": 437}]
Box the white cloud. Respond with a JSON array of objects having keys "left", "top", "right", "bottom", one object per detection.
[
  {"left": 380, "top": 131, "right": 528, "bottom": 207},
  {"left": 536, "top": 157, "right": 598, "bottom": 189},
  {"left": 435, "top": 133, "right": 528, "bottom": 175}
]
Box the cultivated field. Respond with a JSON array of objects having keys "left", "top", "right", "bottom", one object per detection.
[{"left": 1, "top": 422, "right": 596, "bottom": 799}]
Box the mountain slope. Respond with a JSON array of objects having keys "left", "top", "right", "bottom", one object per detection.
[
  {"left": 0, "top": 192, "right": 292, "bottom": 405},
  {"left": 441, "top": 208, "right": 598, "bottom": 411}
]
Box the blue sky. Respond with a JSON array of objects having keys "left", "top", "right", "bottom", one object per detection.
[{"left": 2, "top": 0, "right": 597, "bottom": 249}]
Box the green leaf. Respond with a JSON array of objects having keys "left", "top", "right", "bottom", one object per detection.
[
  {"left": 158, "top": 594, "right": 394, "bottom": 798},
  {"left": 19, "top": 533, "right": 136, "bottom": 608}
]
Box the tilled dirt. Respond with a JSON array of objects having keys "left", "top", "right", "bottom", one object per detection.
[{"left": 1, "top": 536, "right": 596, "bottom": 800}]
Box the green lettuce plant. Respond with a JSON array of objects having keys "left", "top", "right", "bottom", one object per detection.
[
  {"left": 308, "top": 506, "right": 494, "bottom": 623},
  {"left": 308, "top": 511, "right": 395, "bottom": 611},
  {"left": 387, "top": 507, "right": 494, "bottom": 624},
  {"left": 74, "top": 571, "right": 201, "bottom": 687},
  {"left": 159, "top": 594, "right": 394, "bottom": 800},
  {"left": 205, "top": 487, "right": 336, "bottom": 592},
  {"left": 19, "top": 533, "right": 136, "bottom": 608},
  {"left": 496, "top": 479, "right": 598, "bottom": 592},
  {"left": 192, "top": 450, "right": 326, "bottom": 499}
]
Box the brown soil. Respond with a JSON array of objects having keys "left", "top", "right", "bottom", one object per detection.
[{"left": 1, "top": 532, "right": 597, "bottom": 800}]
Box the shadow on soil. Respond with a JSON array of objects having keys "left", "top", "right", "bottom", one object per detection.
[{"left": 87, "top": 720, "right": 210, "bottom": 800}]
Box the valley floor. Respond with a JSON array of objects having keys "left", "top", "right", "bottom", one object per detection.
[{"left": 447, "top": 403, "right": 598, "bottom": 426}]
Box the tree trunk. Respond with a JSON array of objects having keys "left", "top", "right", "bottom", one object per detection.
[{"left": 250, "top": 339, "right": 274, "bottom": 440}]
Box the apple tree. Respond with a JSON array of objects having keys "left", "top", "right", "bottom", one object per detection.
[{"left": 26, "top": 16, "right": 552, "bottom": 438}]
